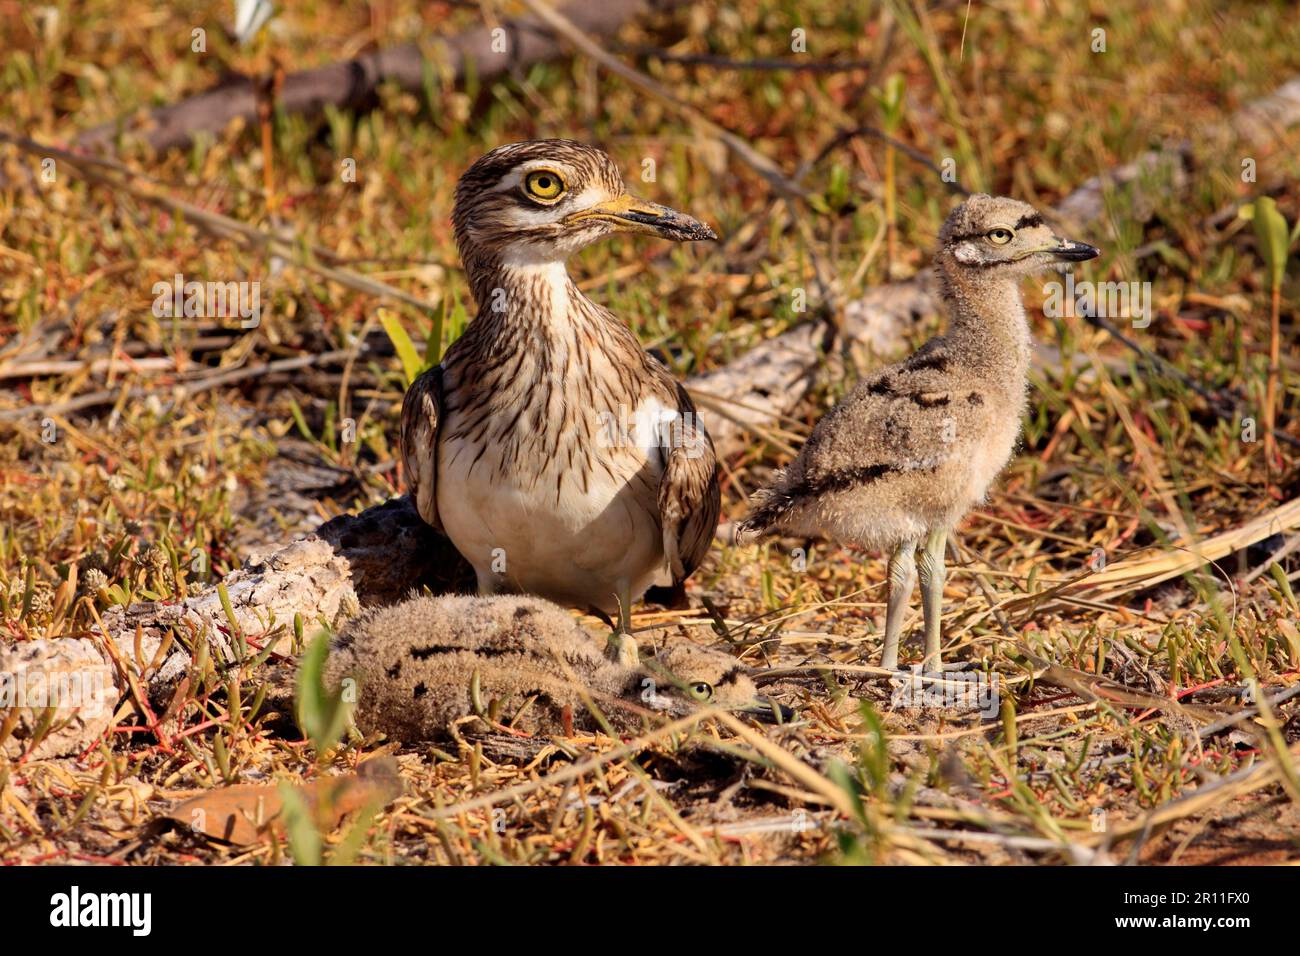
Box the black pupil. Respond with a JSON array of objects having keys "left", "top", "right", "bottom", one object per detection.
[{"left": 537, "top": 177, "right": 551, "bottom": 189}]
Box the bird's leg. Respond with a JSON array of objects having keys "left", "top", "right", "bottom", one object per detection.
[
  {"left": 881, "top": 540, "right": 919, "bottom": 671},
  {"left": 604, "top": 583, "right": 639, "bottom": 668},
  {"left": 474, "top": 565, "right": 501, "bottom": 597},
  {"left": 917, "top": 528, "right": 947, "bottom": 672}
]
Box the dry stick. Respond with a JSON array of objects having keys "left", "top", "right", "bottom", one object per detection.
[
  {"left": 0, "top": 356, "right": 181, "bottom": 382},
  {"left": 897, "top": 826, "right": 1101, "bottom": 861},
  {"left": 1241, "top": 532, "right": 1300, "bottom": 585},
  {"left": 618, "top": 47, "right": 877, "bottom": 74},
  {"left": 798, "top": 123, "right": 971, "bottom": 196},
  {"left": 1055, "top": 496, "right": 1300, "bottom": 606},
  {"left": 517, "top": 0, "right": 807, "bottom": 199},
  {"left": 425, "top": 711, "right": 706, "bottom": 820},
  {"left": 0, "top": 350, "right": 357, "bottom": 424},
  {"left": 1196, "top": 683, "right": 1300, "bottom": 740},
  {"left": 1082, "top": 311, "right": 1300, "bottom": 451}
]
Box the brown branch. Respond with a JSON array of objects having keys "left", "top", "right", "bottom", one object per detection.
[
  {"left": 617, "top": 46, "right": 876, "bottom": 74},
  {"left": 74, "top": 0, "right": 689, "bottom": 156}
]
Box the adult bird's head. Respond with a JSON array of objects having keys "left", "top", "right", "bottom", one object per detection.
[
  {"left": 452, "top": 139, "right": 717, "bottom": 269},
  {"left": 937, "top": 193, "right": 1100, "bottom": 277}
]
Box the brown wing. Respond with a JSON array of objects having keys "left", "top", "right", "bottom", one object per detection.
[
  {"left": 742, "top": 343, "right": 967, "bottom": 533},
  {"left": 400, "top": 366, "right": 444, "bottom": 532},
  {"left": 797, "top": 342, "right": 965, "bottom": 482},
  {"left": 658, "top": 382, "right": 721, "bottom": 584}
]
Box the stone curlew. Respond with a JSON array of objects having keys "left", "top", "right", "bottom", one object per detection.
[
  {"left": 741, "top": 194, "right": 1099, "bottom": 671},
  {"left": 323, "top": 593, "right": 789, "bottom": 740},
  {"left": 401, "top": 141, "right": 720, "bottom": 666}
]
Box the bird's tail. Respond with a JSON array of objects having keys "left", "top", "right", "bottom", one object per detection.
[{"left": 736, "top": 471, "right": 795, "bottom": 540}]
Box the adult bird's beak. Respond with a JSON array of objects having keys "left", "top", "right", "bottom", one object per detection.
[
  {"left": 570, "top": 193, "right": 717, "bottom": 242},
  {"left": 1050, "top": 237, "right": 1101, "bottom": 262},
  {"left": 738, "top": 696, "right": 796, "bottom": 724}
]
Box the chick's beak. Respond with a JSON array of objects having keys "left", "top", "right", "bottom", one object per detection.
[
  {"left": 739, "top": 696, "right": 796, "bottom": 724},
  {"left": 1051, "top": 237, "right": 1101, "bottom": 262},
  {"left": 571, "top": 193, "right": 717, "bottom": 242}
]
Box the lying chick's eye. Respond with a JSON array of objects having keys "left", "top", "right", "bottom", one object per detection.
[
  {"left": 523, "top": 169, "right": 565, "bottom": 202},
  {"left": 689, "top": 682, "right": 713, "bottom": 702},
  {"left": 986, "top": 227, "right": 1014, "bottom": 244}
]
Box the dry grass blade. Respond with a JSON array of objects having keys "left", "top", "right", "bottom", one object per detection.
[{"left": 1064, "top": 498, "right": 1300, "bottom": 602}]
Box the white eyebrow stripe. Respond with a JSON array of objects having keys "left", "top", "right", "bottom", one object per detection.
[
  {"left": 488, "top": 162, "right": 578, "bottom": 194},
  {"left": 483, "top": 177, "right": 608, "bottom": 226}
]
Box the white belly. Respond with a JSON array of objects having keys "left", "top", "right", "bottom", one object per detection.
[{"left": 436, "top": 403, "right": 671, "bottom": 614}]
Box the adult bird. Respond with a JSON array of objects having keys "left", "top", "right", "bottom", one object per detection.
[
  {"left": 401, "top": 141, "right": 720, "bottom": 664},
  {"left": 741, "top": 195, "right": 1099, "bottom": 672}
]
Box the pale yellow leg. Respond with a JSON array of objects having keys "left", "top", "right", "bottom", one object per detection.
[
  {"left": 604, "top": 583, "right": 639, "bottom": 668},
  {"left": 881, "top": 540, "right": 918, "bottom": 671},
  {"left": 917, "top": 529, "right": 947, "bottom": 671}
]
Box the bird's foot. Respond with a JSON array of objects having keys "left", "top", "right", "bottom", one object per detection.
[{"left": 604, "top": 631, "right": 640, "bottom": 668}]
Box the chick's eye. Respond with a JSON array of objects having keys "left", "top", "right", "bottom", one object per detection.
[
  {"left": 524, "top": 170, "right": 564, "bottom": 202},
  {"left": 689, "top": 682, "right": 713, "bottom": 702},
  {"left": 987, "top": 227, "right": 1014, "bottom": 244}
]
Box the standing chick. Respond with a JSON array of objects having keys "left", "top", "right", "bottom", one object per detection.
[
  {"left": 741, "top": 195, "right": 1099, "bottom": 671},
  {"left": 323, "top": 594, "right": 785, "bottom": 741}
]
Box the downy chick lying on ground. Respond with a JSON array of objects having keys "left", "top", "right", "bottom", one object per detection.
[{"left": 322, "top": 593, "right": 788, "bottom": 740}]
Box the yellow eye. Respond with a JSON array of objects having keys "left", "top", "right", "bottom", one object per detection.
[
  {"left": 689, "top": 682, "right": 713, "bottom": 702},
  {"left": 987, "top": 227, "right": 1014, "bottom": 244},
  {"left": 523, "top": 169, "right": 565, "bottom": 202}
]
